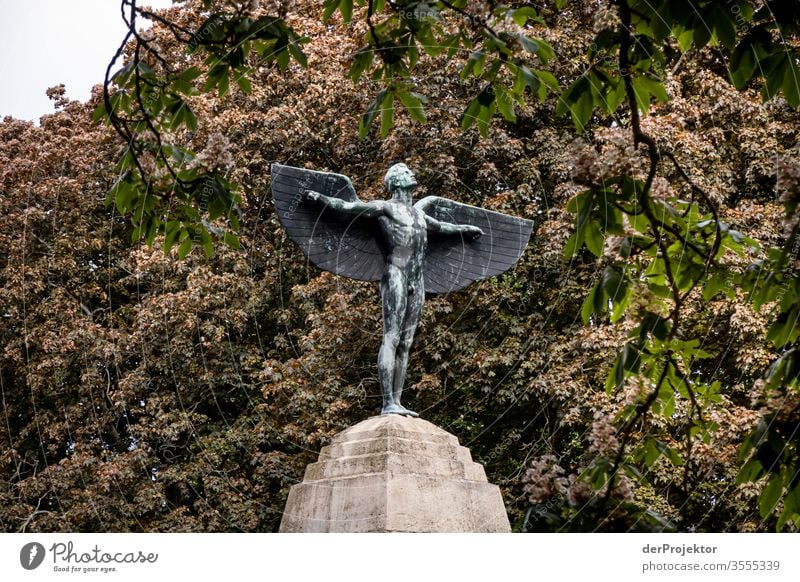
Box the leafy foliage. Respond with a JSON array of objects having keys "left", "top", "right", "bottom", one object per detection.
[
  {"left": 1, "top": 0, "right": 800, "bottom": 533},
  {"left": 552, "top": 0, "right": 800, "bottom": 531},
  {"left": 97, "top": 0, "right": 310, "bottom": 258}
]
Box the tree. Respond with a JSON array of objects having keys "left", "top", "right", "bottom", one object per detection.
[{"left": 1, "top": 0, "right": 798, "bottom": 532}]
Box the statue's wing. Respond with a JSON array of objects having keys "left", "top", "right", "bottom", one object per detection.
[
  {"left": 270, "top": 163, "right": 386, "bottom": 281},
  {"left": 415, "top": 196, "right": 533, "bottom": 294}
]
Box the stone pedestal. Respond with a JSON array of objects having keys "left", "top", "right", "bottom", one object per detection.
[{"left": 279, "top": 415, "right": 511, "bottom": 532}]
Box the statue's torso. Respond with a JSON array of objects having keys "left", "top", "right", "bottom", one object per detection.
[{"left": 379, "top": 202, "right": 426, "bottom": 277}]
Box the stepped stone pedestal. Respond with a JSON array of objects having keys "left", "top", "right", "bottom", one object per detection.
[{"left": 279, "top": 415, "right": 511, "bottom": 532}]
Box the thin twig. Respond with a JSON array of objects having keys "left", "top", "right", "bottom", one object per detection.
[
  {"left": 136, "top": 6, "right": 194, "bottom": 41},
  {"left": 132, "top": 43, "right": 186, "bottom": 189},
  {"left": 440, "top": 0, "right": 500, "bottom": 39},
  {"left": 664, "top": 151, "right": 722, "bottom": 271}
]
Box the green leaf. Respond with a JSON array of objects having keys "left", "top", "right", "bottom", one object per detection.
[
  {"left": 619, "top": 341, "right": 641, "bottom": 373},
  {"left": 340, "top": 0, "right": 353, "bottom": 23},
  {"left": 509, "top": 7, "right": 538, "bottom": 27},
  {"left": 605, "top": 360, "right": 620, "bottom": 394},
  {"left": 607, "top": 340, "right": 640, "bottom": 395},
  {"left": 759, "top": 473, "right": 784, "bottom": 518},
  {"left": 483, "top": 59, "right": 503, "bottom": 82},
  {"left": 178, "top": 236, "right": 193, "bottom": 260},
  {"left": 610, "top": 283, "right": 631, "bottom": 323},
  {"left": 493, "top": 85, "right": 516, "bottom": 122},
  {"left": 185, "top": 105, "right": 199, "bottom": 132},
  {"left": 563, "top": 231, "right": 581, "bottom": 260},
  {"left": 111, "top": 62, "right": 134, "bottom": 85},
  {"left": 531, "top": 38, "right": 554, "bottom": 63},
  {"left": 640, "top": 312, "right": 670, "bottom": 341},
  {"left": 711, "top": 4, "right": 737, "bottom": 49},
  {"left": 644, "top": 76, "right": 668, "bottom": 103},
  {"left": 167, "top": 98, "right": 191, "bottom": 131},
  {"left": 534, "top": 69, "right": 559, "bottom": 91},
  {"left": 322, "top": 0, "right": 339, "bottom": 23},
  {"left": 379, "top": 91, "right": 394, "bottom": 137},
  {"left": 640, "top": 439, "right": 660, "bottom": 467},
  {"left": 461, "top": 85, "right": 496, "bottom": 137},
  {"left": 145, "top": 217, "right": 159, "bottom": 246},
  {"left": 631, "top": 75, "right": 668, "bottom": 112},
  {"left": 692, "top": 22, "right": 712, "bottom": 50},
  {"left": 581, "top": 286, "right": 597, "bottom": 324},
  {"left": 518, "top": 34, "right": 541, "bottom": 55},
  {"left": 276, "top": 48, "right": 290, "bottom": 72},
  {"left": 736, "top": 457, "right": 764, "bottom": 484},
  {"left": 109, "top": 172, "right": 134, "bottom": 213},
  {"left": 164, "top": 221, "right": 181, "bottom": 252},
  {"left": 108, "top": 90, "right": 132, "bottom": 115},
  {"left": 730, "top": 42, "right": 757, "bottom": 89},
  {"left": 512, "top": 65, "right": 539, "bottom": 97},
  {"left": 476, "top": 101, "right": 494, "bottom": 137},
  {"left": 766, "top": 307, "right": 800, "bottom": 348},
  {"left": 584, "top": 219, "right": 604, "bottom": 256},
  {"left": 218, "top": 69, "right": 230, "bottom": 98},
  {"left": 130, "top": 223, "right": 144, "bottom": 243},
  {"left": 235, "top": 75, "right": 252, "bottom": 94},
  {"left": 573, "top": 87, "right": 594, "bottom": 130},
  {"left": 203, "top": 64, "right": 222, "bottom": 92},
  {"left": 359, "top": 89, "right": 385, "bottom": 138},
  {"left": 396, "top": 91, "right": 427, "bottom": 124},
  {"left": 180, "top": 66, "right": 202, "bottom": 82},
  {"left": 677, "top": 29, "right": 694, "bottom": 52},
  {"left": 190, "top": 14, "right": 227, "bottom": 49},
  {"left": 783, "top": 57, "right": 800, "bottom": 108},
  {"left": 660, "top": 385, "right": 675, "bottom": 417},
  {"left": 631, "top": 77, "right": 651, "bottom": 114},
  {"left": 461, "top": 50, "right": 487, "bottom": 80},
  {"left": 223, "top": 232, "right": 240, "bottom": 249},
  {"left": 703, "top": 271, "right": 734, "bottom": 300},
  {"left": 532, "top": 69, "right": 558, "bottom": 101},
  {"left": 655, "top": 440, "right": 684, "bottom": 466},
  {"left": 602, "top": 264, "right": 628, "bottom": 303},
  {"left": 566, "top": 190, "right": 589, "bottom": 213},
  {"left": 349, "top": 46, "right": 374, "bottom": 82},
  {"left": 766, "top": 349, "right": 800, "bottom": 388},
  {"left": 558, "top": 77, "right": 594, "bottom": 131},
  {"left": 407, "top": 43, "right": 420, "bottom": 68},
  {"left": 762, "top": 54, "right": 787, "bottom": 100},
  {"left": 91, "top": 102, "right": 107, "bottom": 124},
  {"left": 650, "top": 3, "right": 672, "bottom": 41},
  {"left": 171, "top": 77, "right": 195, "bottom": 96},
  {"left": 440, "top": 32, "right": 461, "bottom": 58},
  {"left": 782, "top": 485, "right": 800, "bottom": 519},
  {"left": 288, "top": 35, "right": 309, "bottom": 68},
  {"left": 460, "top": 97, "right": 481, "bottom": 132}
]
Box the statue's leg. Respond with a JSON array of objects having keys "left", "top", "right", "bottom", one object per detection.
[
  {"left": 378, "top": 267, "right": 406, "bottom": 416},
  {"left": 389, "top": 282, "right": 423, "bottom": 417}
]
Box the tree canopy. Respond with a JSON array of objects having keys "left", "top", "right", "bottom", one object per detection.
[{"left": 1, "top": 0, "right": 800, "bottom": 532}]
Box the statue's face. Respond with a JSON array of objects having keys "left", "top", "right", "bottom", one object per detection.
[{"left": 385, "top": 163, "right": 417, "bottom": 195}]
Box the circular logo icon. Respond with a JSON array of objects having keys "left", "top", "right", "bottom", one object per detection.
[{"left": 20, "top": 542, "right": 46, "bottom": 570}]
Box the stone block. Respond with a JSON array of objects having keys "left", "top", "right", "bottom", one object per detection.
[{"left": 279, "top": 415, "right": 510, "bottom": 532}]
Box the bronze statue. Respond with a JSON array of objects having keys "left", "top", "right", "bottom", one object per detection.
[{"left": 271, "top": 163, "right": 533, "bottom": 417}]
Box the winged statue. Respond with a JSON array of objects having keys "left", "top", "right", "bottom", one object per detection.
[{"left": 271, "top": 162, "right": 533, "bottom": 417}]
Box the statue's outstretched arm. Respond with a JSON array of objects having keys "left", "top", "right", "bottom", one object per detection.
[
  {"left": 305, "top": 189, "right": 385, "bottom": 217},
  {"left": 424, "top": 214, "right": 483, "bottom": 239}
]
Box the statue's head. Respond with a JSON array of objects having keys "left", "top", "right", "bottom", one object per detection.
[{"left": 384, "top": 163, "right": 417, "bottom": 197}]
